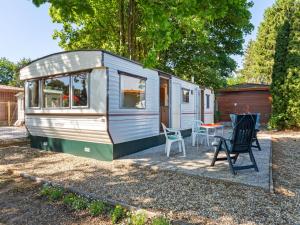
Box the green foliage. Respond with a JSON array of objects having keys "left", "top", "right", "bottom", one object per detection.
[
  {"left": 63, "top": 193, "right": 88, "bottom": 210},
  {"left": 31, "top": 0, "right": 253, "bottom": 88},
  {"left": 151, "top": 216, "right": 170, "bottom": 225},
  {"left": 88, "top": 200, "right": 107, "bottom": 216},
  {"left": 128, "top": 211, "right": 147, "bottom": 225},
  {"left": 270, "top": 0, "right": 300, "bottom": 129},
  {"left": 40, "top": 185, "right": 64, "bottom": 201},
  {"left": 110, "top": 205, "right": 126, "bottom": 224},
  {"left": 240, "top": 0, "right": 300, "bottom": 129},
  {"left": 0, "top": 57, "right": 30, "bottom": 87}
]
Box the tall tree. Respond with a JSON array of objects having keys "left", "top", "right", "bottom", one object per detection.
[
  {"left": 32, "top": 0, "right": 253, "bottom": 88},
  {"left": 270, "top": 0, "right": 300, "bottom": 129},
  {"left": 0, "top": 58, "right": 15, "bottom": 85},
  {"left": 0, "top": 58, "right": 30, "bottom": 87}
]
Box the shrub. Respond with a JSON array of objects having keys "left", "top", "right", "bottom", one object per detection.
[
  {"left": 151, "top": 216, "right": 170, "bottom": 225},
  {"left": 110, "top": 205, "right": 126, "bottom": 224},
  {"left": 88, "top": 200, "right": 107, "bottom": 216},
  {"left": 40, "top": 185, "right": 64, "bottom": 201},
  {"left": 63, "top": 193, "right": 77, "bottom": 206},
  {"left": 63, "top": 193, "right": 88, "bottom": 210},
  {"left": 128, "top": 212, "right": 147, "bottom": 225}
]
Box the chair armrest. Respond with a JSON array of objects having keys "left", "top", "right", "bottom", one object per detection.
[{"left": 214, "top": 135, "right": 231, "bottom": 141}]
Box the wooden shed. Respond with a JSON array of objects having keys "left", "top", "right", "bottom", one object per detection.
[
  {"left": 216, "top": 83, "right": 271, "bottom": 124},
  {"left": 0, "top": 85, "right": 24, "bottom": 126}
]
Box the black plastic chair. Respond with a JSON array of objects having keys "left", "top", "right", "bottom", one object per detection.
[{"left": 211, "top": 114, "right": 259, "bottom": 175}]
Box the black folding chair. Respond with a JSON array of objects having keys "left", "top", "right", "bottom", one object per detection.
[{"left": 211, "top": 114, "right": 259, "bottom": 175}]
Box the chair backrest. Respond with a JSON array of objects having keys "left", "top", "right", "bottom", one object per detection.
[
  {"left": 229, "top": 114, "right": 237, "bottom": 128},
  {"left": 255, "top": 113, "right": 261, "bottom": 130},
  {"left": 192, "top": 120, "right": 203, "bottom": 132},
  {"left": 161, "top": 123, "right": 168, "bottom": 139},
  {"left": 230, "top": 114, "right": 257, "bottom": 153}
]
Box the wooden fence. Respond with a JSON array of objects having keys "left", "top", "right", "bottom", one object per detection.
[{"left": 0, "top": 101, "right": 18, "bottom": 126}]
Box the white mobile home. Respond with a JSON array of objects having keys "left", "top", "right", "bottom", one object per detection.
[{"left": 20, "top": 50, "right": 214, "bottom": 161}]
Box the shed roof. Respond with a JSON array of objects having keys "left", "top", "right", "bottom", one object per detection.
[
  {"left": 0, "top": 85, "right": 24, "bottom": 92},
  {"left": 217, "top": 83, "right": 270, "bottom": 92}
]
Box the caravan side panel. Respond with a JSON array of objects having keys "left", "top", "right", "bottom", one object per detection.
[
  {"left": 204, "top": 89, "right": 214, "bottom": 123},
  {"left": 104, "top": 53, "right": 160, "bottom": 144},
  {"left": 171, "top": 77, "right": 198, "bottom": 130}
]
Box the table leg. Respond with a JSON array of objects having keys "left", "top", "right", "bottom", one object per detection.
[{"left": 206, "top": 128, "right": 209, "bottom": 146}]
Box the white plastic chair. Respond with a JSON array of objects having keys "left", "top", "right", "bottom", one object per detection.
[
  {"left": 161, "top": 123, "right": 186, "bottom": 157},
  {"left": 192, "top": 120, "right": 206, "bottom": 147}
]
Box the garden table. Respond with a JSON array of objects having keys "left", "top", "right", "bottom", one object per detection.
[{"left": 199, "top": 123, "right": 224, "bottom": 146}]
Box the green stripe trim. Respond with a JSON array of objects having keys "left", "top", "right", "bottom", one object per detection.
[
  {"left": 113, "top": 129, "right": 191, "bottom": 159},
  {"left": 30, "top": 135, "right": 113, "bottom": 161}
]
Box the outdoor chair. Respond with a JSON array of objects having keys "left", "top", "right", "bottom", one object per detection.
[
  {"left": 211, "top": 114, "right": 259, "bottom": 175},
  {"left": 191, "top": 120, "right": 206, "bottom": 146},
  {"left": 161, "top": 123, "right": 186, "bottom": 157},
  {"left": 230, "top": 113, "right": 262, "bottom": 151}
]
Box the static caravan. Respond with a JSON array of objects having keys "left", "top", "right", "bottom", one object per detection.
[{"left": 20, "top": 50, "right": 214, "bottom": 161}]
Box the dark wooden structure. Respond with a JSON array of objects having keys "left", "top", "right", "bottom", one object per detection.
[{"left": 216, "top": 84, "right": 271, "bottom": 124}]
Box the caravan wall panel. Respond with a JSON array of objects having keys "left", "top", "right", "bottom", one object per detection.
[
  {"left": 171, "top": 77, "right": 199, "bottom": 130},
  {"left": 204, "top": 89, "right": 214, "bottom": 123},
  {"left": 26, "top": 115, "right": 111, "bottom": 144},
  {"left": 104, "top": 53, "right": 160, "bottom": 144}
]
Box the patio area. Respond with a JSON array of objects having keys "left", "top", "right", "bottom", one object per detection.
[{"left": 117, "top": 129, "right": 272, "bottom": 190}]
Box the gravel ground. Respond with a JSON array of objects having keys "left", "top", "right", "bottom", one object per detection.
[{"left": 0, "top": 131, "right": 299, "bottom": 225}]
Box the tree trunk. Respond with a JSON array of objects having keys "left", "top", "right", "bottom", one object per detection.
[{"left": 119, "top": 0, "right": 125, "bottom": 55}]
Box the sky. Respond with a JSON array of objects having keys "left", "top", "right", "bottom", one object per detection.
[{"left": 0, "top": 0, "right": 275, "bottom": 69}]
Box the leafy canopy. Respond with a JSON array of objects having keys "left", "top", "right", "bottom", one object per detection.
[
  {"left": 0, "top": 58, "right": 30, "bottom": 87},
  {"left": 32, "top": 0, "right": 253, "bottom": 88}
]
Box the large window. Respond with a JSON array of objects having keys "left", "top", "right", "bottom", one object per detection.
[
  {"left": 120, "top": 73, "right": 146, "bottom": 109},
  {"left": 27, "top": 80, "right": 39, "bottom": 108},
  {"left": 43, "top": 76, "right": 70, "bottom": 108},
  {"left": 72, "top": 73, "right": 89, "bottom": 107},
  {"left": 182, "top": 88, "right": 190, "bottom": 103},
  {"left": 206, "top": 94, "right": 210, "bottom": 109}
]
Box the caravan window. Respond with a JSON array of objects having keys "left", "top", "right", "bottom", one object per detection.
[
  {"left": 43, "top": 76, "right": 70, "bottom": 108},
  {"left": 120, "top": 73, "right": 146, "bottom": 109},
  {"left": 27, "top": 80, "right": 40, "bottom": 108},
  {"left": 206, "top": 94, "right": 210, "bottom": 109},
  {"left": 182, "top": 88, "right": 190, "bottom": 103},
  {"left": 72, "top": 73, "right": 89, "bottom": 107}
]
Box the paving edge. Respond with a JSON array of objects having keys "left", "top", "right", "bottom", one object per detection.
[
  {"left": 269, "top": 135, "right": 274, "bottom": 194},
  {"left": 8, "top": 169, "right": 161, "bottom": 219}
]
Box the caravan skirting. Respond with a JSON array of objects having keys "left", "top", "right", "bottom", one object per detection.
[{"left": 30, "top": 129, "right": 192, "bottom": 161}]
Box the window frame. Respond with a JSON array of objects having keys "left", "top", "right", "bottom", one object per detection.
[
  {"left": 27, "top": 79, "right": 41, "bottom": 109},
  {"left": 42, "top": 75, "right": 71, "bottom": 109},
  {"left": 71, "top": 72, "right": 90, "bottom": 109},
  {"left": 181, "top": 88, "right": 190, "bottom": 104},
  {"left": 118, "top": 71, "right": 147, "bottom": 110},
  {"left": 206, "top": 94, "right": 210, "bottom": 109}
]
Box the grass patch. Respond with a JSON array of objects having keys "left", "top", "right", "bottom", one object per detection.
[
  {"left": 110, "top": 205, "right": 126, "bottom": 224},
  {"left": 128, "top": 211, "right": 147, "bottom": 225},
  {"left": 40, "top": 185, "right": 64, "bottom": 201},
  {"left": 151, "top": 216, "right": 171, "bottom": 225},
  {"left": 63, "top": 193, "right": 88, "bottom": 210},
  {"left": 88, "top": 200, "right": 107, "bottom": 216}
]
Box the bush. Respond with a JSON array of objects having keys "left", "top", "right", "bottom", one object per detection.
[
  {"left": 40, "top": 185, "right": 64, "bottom": 201},
  {"left": 63, "top": 193, "right": 88, "bottom": 210},
  {"left": 88, "top": 200, "right": 107, "bottom": 216},
  {"left": 110, "top": 205, "right": 126, "bottom": 224},
  {"left": 128, "top": 212, "right": 147, "bottom": 225},
  {"left": 151, "top": 216, "right": 170, "bottom": 225}
]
